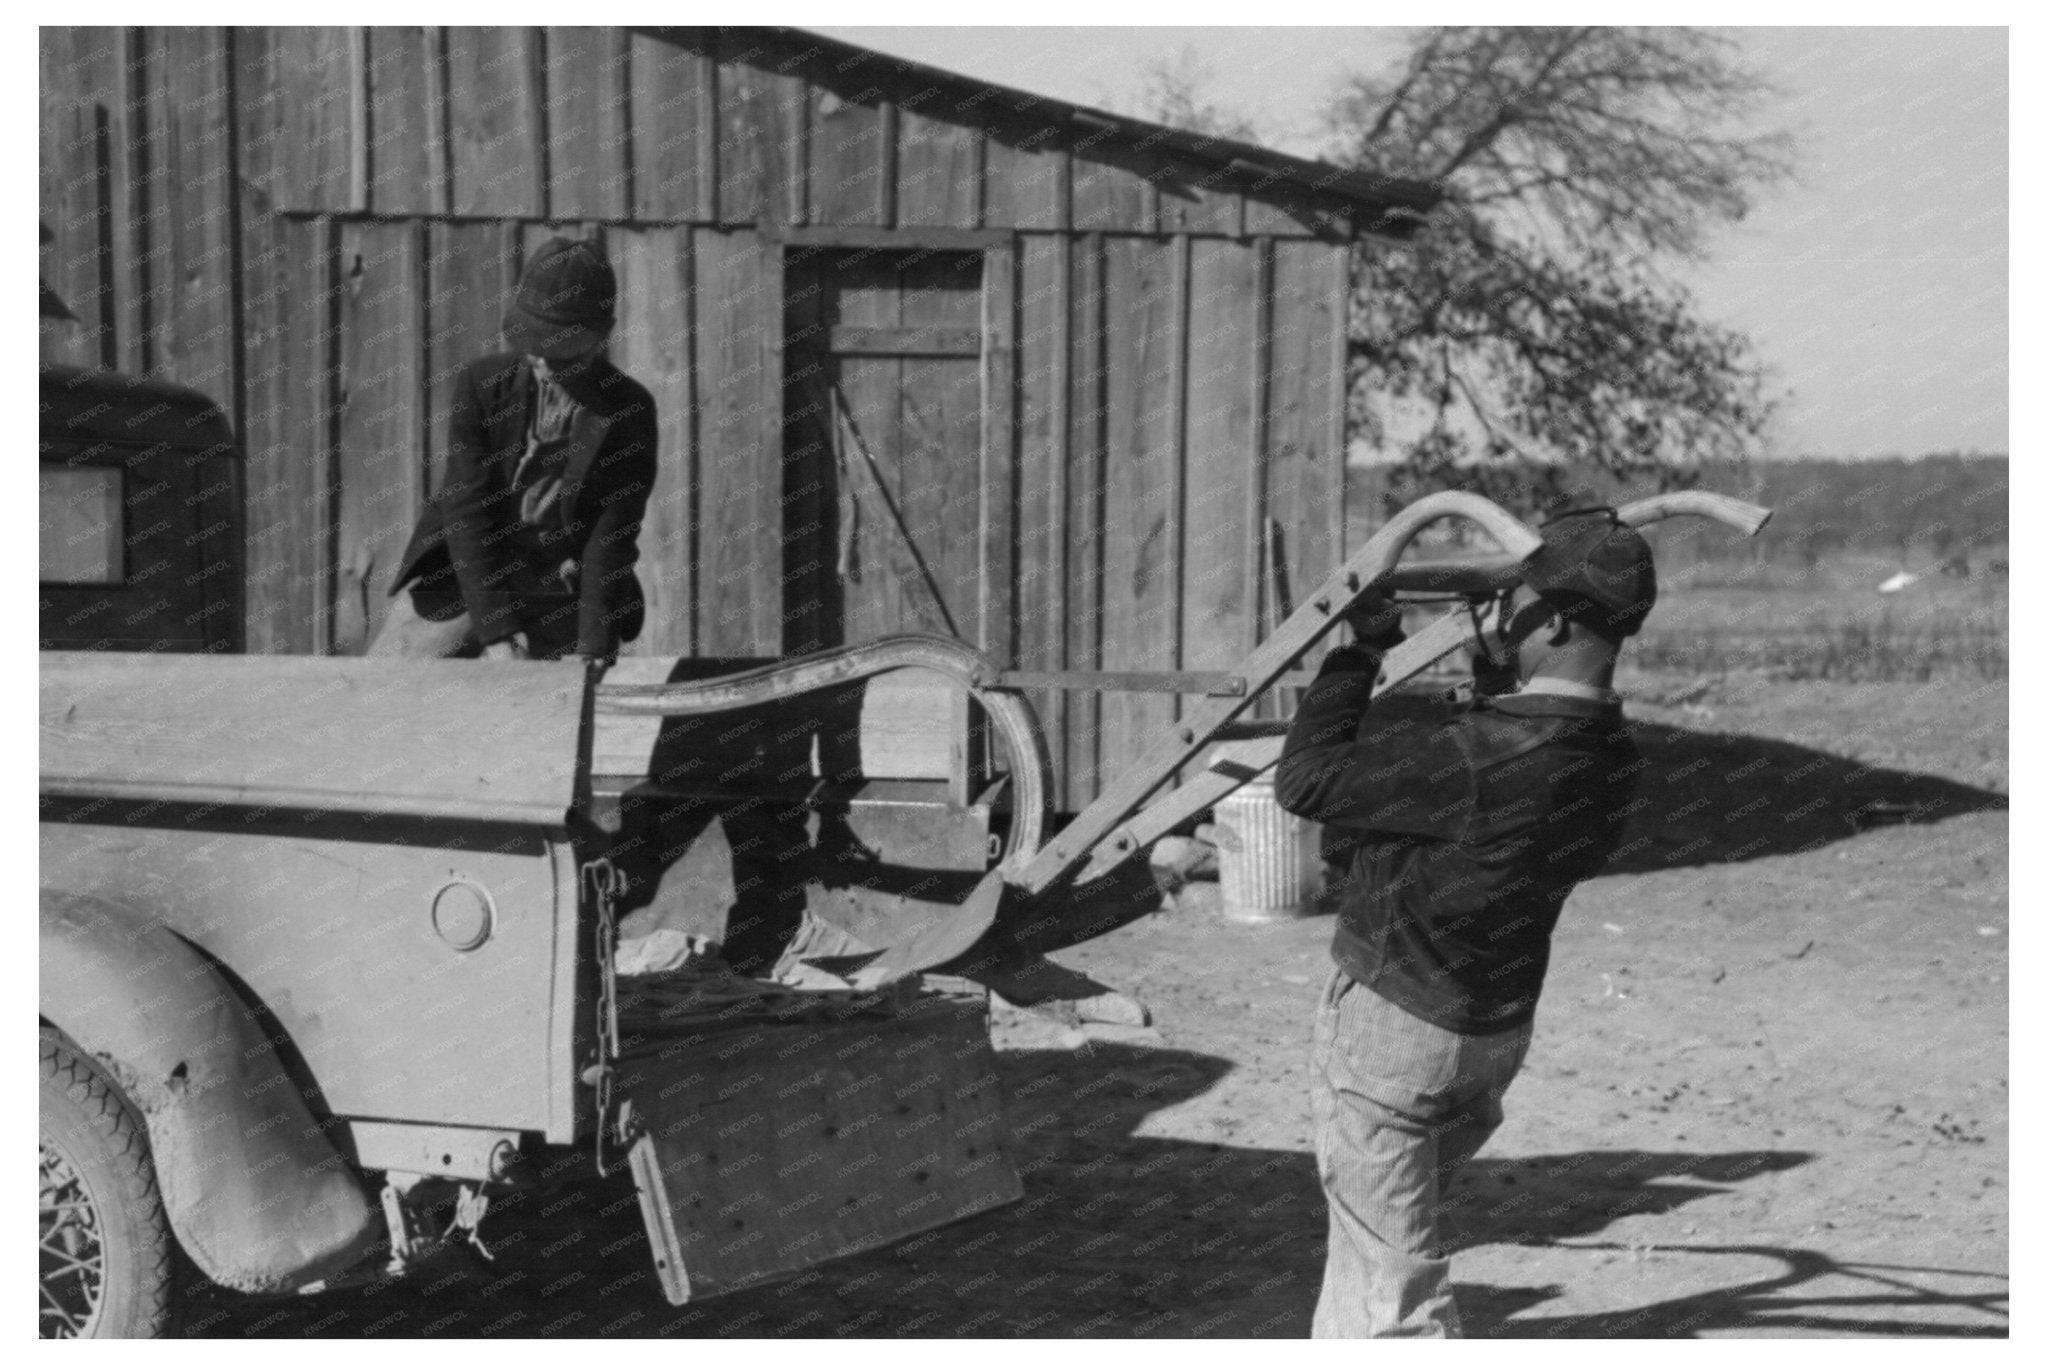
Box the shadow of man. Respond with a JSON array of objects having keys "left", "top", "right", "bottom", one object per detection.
[{"left": 1603, "top": 720, "right": 2006, "bottom": 874}]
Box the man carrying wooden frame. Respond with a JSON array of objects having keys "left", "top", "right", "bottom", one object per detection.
[{"left": 1276, "top": 508, "right": 1659, "bottom": 1337}]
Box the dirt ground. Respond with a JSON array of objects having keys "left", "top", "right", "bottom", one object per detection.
[{"left": 188, "top": 673, "right": 2008, "bottom": 1339}]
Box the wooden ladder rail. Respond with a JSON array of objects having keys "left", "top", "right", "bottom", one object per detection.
[{"left": 1010, "top": 491, "right": 1545, "bottom": 898}]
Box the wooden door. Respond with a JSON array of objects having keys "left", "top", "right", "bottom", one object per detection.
[{"left": 783, "top": 246, "right": 1006, "bottom": 655}]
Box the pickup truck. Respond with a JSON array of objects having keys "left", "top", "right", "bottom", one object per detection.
[
  {"left": 43, "top": 358, "right": 1763, "bottom": 1338},
  {"left": 38, "top": 366, "right": 1046, "bottom": 1337}
]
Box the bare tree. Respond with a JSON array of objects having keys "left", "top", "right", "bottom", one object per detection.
[
  {"left": 1329, "top": 27, "right": 1795, "bottom": 509},
  {"left": 1139, "top": 47, "right": 1262, "bottom": 143}
]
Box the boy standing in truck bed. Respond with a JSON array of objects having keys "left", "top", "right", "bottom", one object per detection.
[{"left": 374, "top": 237, "right": 657, "bottom": 664}]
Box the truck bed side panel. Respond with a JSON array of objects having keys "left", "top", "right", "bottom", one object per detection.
[
  {"left": 40, "top": 811, "right": 587, "bottom": 1142},
  {"left": 39, "top": 652, "right": 586, "bottom": 824}
]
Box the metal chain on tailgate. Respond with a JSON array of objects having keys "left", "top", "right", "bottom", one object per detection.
[{"left": 582, "top": 856, "right": 623, "bottom": 1173}]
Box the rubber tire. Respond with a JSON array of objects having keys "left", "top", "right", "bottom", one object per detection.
[{"left": 39, "top": 1029, "right": 173, "bottom": 1338}]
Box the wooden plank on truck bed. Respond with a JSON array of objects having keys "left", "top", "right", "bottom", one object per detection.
[
  {"left": 39, "top": 653, "right": 588, "bottom": 825},
  {"left": 854, "top": 670, "right": 968, "bottom": 783}
]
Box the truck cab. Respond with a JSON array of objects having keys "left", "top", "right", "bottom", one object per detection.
[{"left": 39, "top": 364, "right": 242, "bottom": 654}]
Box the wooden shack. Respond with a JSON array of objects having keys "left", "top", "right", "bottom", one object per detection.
[{"left": 39, "top": 25, "right": 1438, "bottom": 809}]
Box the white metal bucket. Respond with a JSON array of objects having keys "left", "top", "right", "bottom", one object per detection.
[{"left": 1213, "top": 778, "right": 1321, "bottom": 922}]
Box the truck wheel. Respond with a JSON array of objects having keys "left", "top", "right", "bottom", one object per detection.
[{"left": 40, "top": 1030, "right": 173, "bottom": 1338}]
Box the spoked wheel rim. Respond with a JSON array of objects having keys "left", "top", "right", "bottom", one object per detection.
[{"left": 40, "top": 1138, "right": 106, "bottom": 1339}]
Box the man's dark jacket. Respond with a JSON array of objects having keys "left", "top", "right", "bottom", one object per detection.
[
  {"left": 390, "top": 353, "right": 658, "bottom": 657},
  {"left": 1275, "top": 644, "right": 1642, "bottom": 1034}
]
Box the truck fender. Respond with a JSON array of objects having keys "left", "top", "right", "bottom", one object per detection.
[{"left": 38, "top": 890, "right": 380, "bottom": 1294}]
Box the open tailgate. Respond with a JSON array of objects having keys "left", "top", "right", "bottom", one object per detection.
[{"left": 614, "top": 981, "right": 1020, "bottom": 1304}]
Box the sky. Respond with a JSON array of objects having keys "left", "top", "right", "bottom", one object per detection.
[{"left": 814, "top": 25, "right": 2009, "bottom": 460}]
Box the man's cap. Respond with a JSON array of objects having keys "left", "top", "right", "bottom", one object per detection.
[
  {"left": 502, "top": 237, "right": 616, "bottom": 355},
  {"left": 1522, "top": 506, "right": 1657, "bottom": 637}
]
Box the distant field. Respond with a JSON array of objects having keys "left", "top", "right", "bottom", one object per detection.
[
  {"left": 1631, "top": 557, "right": 2006, "bottom": 682},
  {"left": 1347, "top": 456, "right": 2009, "bottom": 682}
]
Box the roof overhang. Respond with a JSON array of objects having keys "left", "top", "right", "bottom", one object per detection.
[{"left": 651, "top": 26, "right": 1443, "bottom": 239}]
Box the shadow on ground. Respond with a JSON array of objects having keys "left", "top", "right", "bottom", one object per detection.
[
  {"left": 178, "top": 1040, "right": 1996, "bottom": 1340},
  {"left": 1307, "top": 716, "right": 2004, "bottom": 889},
  {"left": 612, "top": 713, "right": 2009, "bottom": 966},
  {"left": 1462, "top": 1246, "right": 2010, "bottom": 1339},
  {"left": 1599, "top": 721, "right": 1999, "bottom": 875}
]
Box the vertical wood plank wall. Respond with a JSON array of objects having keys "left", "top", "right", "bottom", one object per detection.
[{"left": 40, "top": 24, "right": 1366, "bottom": 808}]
